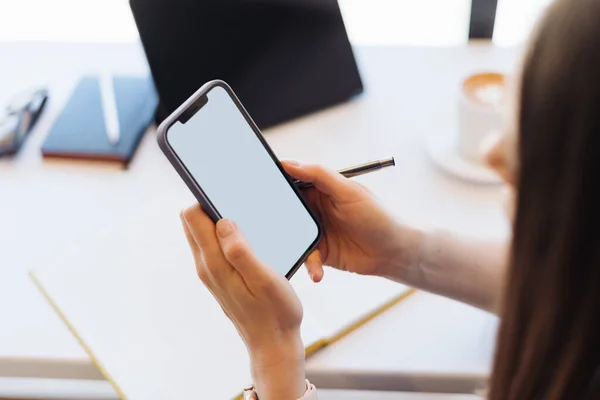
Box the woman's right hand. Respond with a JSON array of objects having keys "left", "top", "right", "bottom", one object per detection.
[{"left": 282, "top": 160, "right": 423, "bottom": 282}]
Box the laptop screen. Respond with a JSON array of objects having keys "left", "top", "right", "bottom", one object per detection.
[{"left": 130, "top": 0, "right": 363, "bottom": 128}]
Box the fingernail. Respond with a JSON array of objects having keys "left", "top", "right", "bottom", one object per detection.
[{"left": 216, "top": 219, "right": 236, "bottom": 238}]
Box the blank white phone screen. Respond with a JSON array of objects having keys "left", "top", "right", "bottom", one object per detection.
[{"left": 167, "top": 85, "right": 319, "bottom": 276}]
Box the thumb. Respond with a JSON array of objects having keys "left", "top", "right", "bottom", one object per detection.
[
  {"left": 215, "top": 219, "right": 266, "bottom": 280},
  {"left": 281, "top": 160, "right": 357, "bottom": 201}
]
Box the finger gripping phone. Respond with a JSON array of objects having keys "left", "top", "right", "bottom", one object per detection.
[{"left": 157, "top": 80, "right": 321, "bottom": 279}]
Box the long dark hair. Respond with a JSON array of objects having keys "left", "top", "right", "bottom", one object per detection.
[{"left": 488, "top": 0, "right": 600, "bottom": 398}]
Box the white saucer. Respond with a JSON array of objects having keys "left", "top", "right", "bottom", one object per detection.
[{"left": 425, "top": 131, "right": 502, "bottom": 185}]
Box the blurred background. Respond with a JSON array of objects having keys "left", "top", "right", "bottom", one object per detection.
[{"left": 0, "top": 0, "right": 551, "bottom": 45}]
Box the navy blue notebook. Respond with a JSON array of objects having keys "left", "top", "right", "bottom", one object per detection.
[{"left": 42, "top": 76, "right": 158, "bottom": 165}]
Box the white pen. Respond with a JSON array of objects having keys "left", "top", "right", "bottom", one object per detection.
[{"left": 99, "top": 73, "right": 120, "bottom": 145}]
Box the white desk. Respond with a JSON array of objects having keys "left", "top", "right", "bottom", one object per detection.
[{"left": 0, "top": 43, "right": 515, "bottom": 396}]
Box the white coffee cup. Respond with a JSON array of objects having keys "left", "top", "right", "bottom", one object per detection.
[{"left": 458, "top": 72, "right": 506, "bottom": 163}]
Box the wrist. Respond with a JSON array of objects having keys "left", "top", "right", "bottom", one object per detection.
[
  {"left": 248, "top": 330, "right": 304, "bottom": 366},
  {"left": 249, "top": 332, "right": 306, "bottom": 400},
  {"left": 379, "top": 223, "right": 425, "bottom": 283}
]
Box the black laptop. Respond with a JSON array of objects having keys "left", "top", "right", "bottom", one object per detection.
[{"left": 129, "top": 0, "right": 363, "bottom": 128}]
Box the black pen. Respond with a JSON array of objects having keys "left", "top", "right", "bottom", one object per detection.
[{"left": 294, "top": 157, "right": 395, "bottom": 189}]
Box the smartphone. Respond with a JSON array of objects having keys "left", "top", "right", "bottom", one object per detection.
[{"left": 157, "top": 80, "right": 321, "bottom": 279}]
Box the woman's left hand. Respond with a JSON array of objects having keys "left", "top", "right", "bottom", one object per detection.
[{"left": 181, "top": 205, "right": 306, "bottom": 400}]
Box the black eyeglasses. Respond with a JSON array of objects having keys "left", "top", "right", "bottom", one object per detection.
[{"left": 0, "top": 88, "right": 48, "bottom": 157}]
